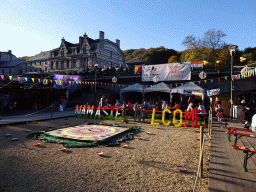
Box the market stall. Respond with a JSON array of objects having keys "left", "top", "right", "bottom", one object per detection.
[
  {"left": 171, "top": 82, "right": 206, "bottom": 107},
  {"left": 144, "top": 82, "right": 172, "bottom": 104},
  {"left": 120, "top": 83, "right": 144, "bottom": 103}
]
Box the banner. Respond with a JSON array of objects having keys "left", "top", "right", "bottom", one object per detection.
[
  {"left": 207, "top": 88, "right": 220, "bottom": 96},
  {"left": 142, "top": 62, "right": 191, "bottom": 82}
]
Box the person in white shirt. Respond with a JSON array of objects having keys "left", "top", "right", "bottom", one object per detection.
[
  {"left": 187, "top": 102, "right": 194, "bottom": 112},
  {"left": 162, "top": 101, "right": 168, "bottom": 110}
]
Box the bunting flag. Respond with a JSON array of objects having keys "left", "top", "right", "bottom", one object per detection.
[
  {"left": 55, "top": 80, "right": 57, "bottom": 83},
  {"left": 211, "top": 79, "right": 213, "bottom": 83},
  {"left": 198, "top": 81, "right": 201, "bottom": 84},
  {"left": 170, "top": 84, "right": 172, "bottom": 87},
  {"left": 181, "top": 83, "right": 183, "bottom": 86},
  {"left": 151, "top": 85, "right": 152, "bottom": 88},
  {"left": 186, "top": 82, "right": 188, "bottom": 86},
  {"left": 165, "top": 84, "right": 167, "bottom": 87},
  {"left": 0, "top": 75, "right": 4, "bottom": 80},
  {"left": 175, "top": 84, "right": 178, "bottom": 87},
  {"left": 25, "top": 77, "right": 27, "bottom": 81},
  {"left": 252, "top": 70, "right": 255, "bottom": 76},
  {"left": 146, "top": 85, "right": 148, "bottom": 88},
  {"left": 31, "top": 78, "right": 35, "bottom": 82},
  {"left": 111, "top": 84, "right": 114, "bottom": 87},
  {"left": 224, "top": 76, "right": 227, "bottom": 80},
  {"left": 217, "top": 78, "right": 220, "bottom": 82},
  {"left": 123, "top": 85, "right": 124, "bottom": 87},
  {"left": 18, "top": 77, "right": 21, "bottom": 81},
  {"left": 204, "top": 80, "right": 207, "bottom": 84},
  {"left": 38, "top": 79, "right": 40, "bottom": 83},
  {"left": 160, "top": 85, "right": 162, "bottom": 88},
  {"left": 128, "top": 85, "right": 130, "bottom": 87},
  {"left": 9, "top": 76, "right": 12, "bottom": 80},
  {"left": 50, "top": 80, "right": 53, "bottom": 83},
  {"left": 141, "top": 85, "right": 143, "bottom": 88},
  {"left": 192, "top": 82, "right": 194, "bottom": 85}
]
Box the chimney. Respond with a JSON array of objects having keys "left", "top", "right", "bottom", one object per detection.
[
  {"left": 79, "top": 36, "right": 84, "bottom": 44},
  {"left": 62, "top": 37, "right": 65, "bottom": 43},
  {"left": 99, "top": 31, "right": 104, "bottom": 40},
  {"left": 8, "top": 50, "right": 12, "bottom": 61},
  {"left": 83, "top": 32, "right": 87, "bottom": 39},
  {"left": 116, "top": 39, "right": 120, "bottom": 48}
]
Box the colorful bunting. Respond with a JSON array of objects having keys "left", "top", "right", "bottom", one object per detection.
[
  {"left": 204, "top": 80, "right": 207, "bottom": 84},
  {"left": 224, "top": 76, "right": 227, "bottom": 80},
  {"left": 217, "top": 78, "right": 220, "bottom": 82},
  {"left": 31, "top": 78, "right": 35, "bottom": 82}
]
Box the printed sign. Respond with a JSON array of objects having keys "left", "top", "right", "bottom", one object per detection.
[
  {"left": 142, "top": 62, "right": 191, "bottom": 82},
  {"left": 207, "top": 88, "right": 220, "bottom": 96}
]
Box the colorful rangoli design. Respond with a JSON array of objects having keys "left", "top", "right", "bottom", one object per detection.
[{"left": 45, "top": 124, "right": 128, "bottom": 141}]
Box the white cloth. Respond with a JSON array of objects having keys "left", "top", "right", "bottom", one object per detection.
[{"left": 162, "top": 103, "right": 168, "bottom": 110}]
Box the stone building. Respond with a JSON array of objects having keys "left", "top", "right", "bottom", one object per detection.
[
  {"left": 0, "top": 50, "right": 24, "bottom": 76},
  {"left": 23, "top": 31, "right": 125, "bottom": 74}
]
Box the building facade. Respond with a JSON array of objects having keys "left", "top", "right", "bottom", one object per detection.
[
  {"left": 0, "top": 50, "right": 24, "bottom": 76},
  {"left": 23, "top": 31, "right": 125, "bottom": 74}
]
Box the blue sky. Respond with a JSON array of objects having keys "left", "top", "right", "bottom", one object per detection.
[{"left": 1, "top": 0, "right": 256, "bottom": 57}]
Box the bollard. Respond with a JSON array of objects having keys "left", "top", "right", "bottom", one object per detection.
[
  {"left": 199, "top": 125, "right": 204, "bottom": 178},
  {"left": 208, "top": 109, "right": 211, "bottom": 136}
]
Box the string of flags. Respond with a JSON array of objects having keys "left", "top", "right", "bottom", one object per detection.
[{"left": 0, "top": 67, "right": 255, "bottom": 89}]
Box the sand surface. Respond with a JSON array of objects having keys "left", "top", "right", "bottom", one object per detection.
[{"left": 0, "top": 117, "right": 203, "bottom": 192}]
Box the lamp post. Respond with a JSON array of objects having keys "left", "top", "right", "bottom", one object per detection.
[
  {"left": 228, "top": 45, "right": 238, "bottom": 118},
  {"left": 94, "top": 63, "right": 98, "bottom": 93}
]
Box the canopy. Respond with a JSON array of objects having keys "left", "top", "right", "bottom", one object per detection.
[
  {"left": 144, "top": 82, "right": 172, "bottom": 93},
  {"left": 120, "top": 83, "right": 144, "bottom": 94},
  {"left": 171, "top": 82, "right": 204, "bottom": 94}
]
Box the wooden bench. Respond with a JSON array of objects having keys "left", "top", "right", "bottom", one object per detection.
[
  {"left": 221, "top": 126, "right": 252, "bottom": 142},
  {"left": 225, "top": 131, "right": 256, "bottom": 145},
  {"left": 231, "top": 145, "right": 256, "bottom": 172}
]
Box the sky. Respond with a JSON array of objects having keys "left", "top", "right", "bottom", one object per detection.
[{"left": 1, "top": 0, "right": 256, "bottom": 57}]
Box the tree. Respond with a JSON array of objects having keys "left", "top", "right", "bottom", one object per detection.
[
  {"left": 168, "top": 56, "right": 178, "bottom": 63},
  {"left": 182, "top": 29, "right": 227, "bottom": 67}
]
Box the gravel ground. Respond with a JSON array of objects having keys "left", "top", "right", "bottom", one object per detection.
[{"left": 0, "top": 117, "right": 203, "bottom": 192}]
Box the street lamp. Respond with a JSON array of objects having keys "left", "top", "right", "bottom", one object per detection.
[
  {"left": 228, "top": 45, "right": 238, "bottom": 118},
  {"left": 94, "top": 63, "right": 98, "bottom": 93}
]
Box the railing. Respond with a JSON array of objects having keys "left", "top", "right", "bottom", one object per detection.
[{"left": 193, "top": 108, "right": 212, "bottom": 192}]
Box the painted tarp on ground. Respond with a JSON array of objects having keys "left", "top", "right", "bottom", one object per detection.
[{"left": 142, "top": 62, "right": 191, "bottom": 82}]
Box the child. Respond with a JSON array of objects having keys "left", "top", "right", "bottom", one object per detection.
[{"left": 216, "top": 104, "right": 223, "bottom": 122}]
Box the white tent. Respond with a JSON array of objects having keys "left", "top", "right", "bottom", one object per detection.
[
  {"left": 144, "top": 82, "right": 172, "bottom": 93},
  {"left": 171, "top": 82, "right": 204, "bottom": 94},
  {"left": 120, "top": 83, "right": 144, "bottom": 103}
]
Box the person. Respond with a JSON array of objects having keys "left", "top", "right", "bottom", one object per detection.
[
  {"left": 127, "top": 100, "right": 133, "bottom": 110},
  {"left": 198, "top": 102, "right": 206, "bottom": 114},
  {"left": 187, "top": 102, "right": 194, "bottom": 112},
  {"left": 251, "top": 113, "right": 256, "bottom": 132},
  {"left": 188, "top": 97, "right": 194, "bottom": 105},
  {"left": 133, "top": 101, "right": 140, "bottom": 121},
  {"left": 170, "top": 102, "right": 181, "bottom": 111},
  {"left": 155, "top": 101, "right": 161, "bottom": 111},
  {"left": 122, "top": 101, "right": 128, "bottom": 123},
  {"left": 244, "top": 105, "right": 253, "bottom": 129},
  {"left": 162, "top": 101, "right": 168, "bottom": 110},
  {"left": 216, "top": 104, "right": 223, "bottom": 122},
  {"left": 214, "top": 97, "right": 221, "bottom": 112},
  {"left": 100, "top": 95, "right": 106, "bottom": 107},
  {"left": 115, "top": 100, "right": 122, "bottom": 107},
  {"left": 59, "top": 96, "right": 64, "bottom": 111},
  {"left": 141, "top": 101, "right": 148, "bottom": 122}
]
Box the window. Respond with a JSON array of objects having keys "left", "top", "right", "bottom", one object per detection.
[
  {"left": 2, "top": 69, "right": 4, "bottom": 73},
  {"left": 61, "top": 50, "right": 64, "bottom": 57},
  {"left": 51, "top": 52, "right": 54, "bottom": 57},
  {"left": 9, "top": 69, "right": 11, "bottom": 74},
  {"left": 67, "top": 60, "right": 69, "bottom": 68},
  {"left": 110, "top": 51, "right": 112, "bottom": 59},
  {"left": 45, "top": 67, "right": 47, "bottom": 71},
  {"left": 61, "top": 61, "right": 64, "bottom": 69},
  {"left": 83, "top": 47, "right": 86, "bottom": 54},
  {"left": 73, "top": 60, "right": 76, "bottom": 68},
  {"left": 40, "top": 61, "right": 41, "bottom": 65},
  {"left": 30, "top": 69, "right": 32, "bottom": 72},
  {"left": 51, "top": 62, "right": 53, "bottom": 69},
  {"left": 56, "top": 62, "right": 58, "bottom": 69}
]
